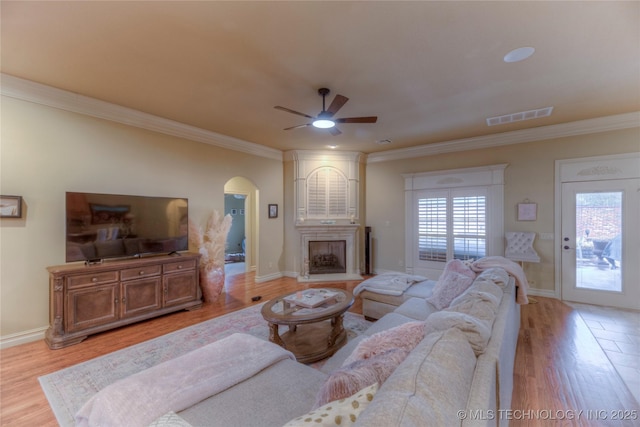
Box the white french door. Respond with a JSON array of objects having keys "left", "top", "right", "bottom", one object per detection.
[{"left": 560, "top": 160, "right": 640, "bottom": 309}]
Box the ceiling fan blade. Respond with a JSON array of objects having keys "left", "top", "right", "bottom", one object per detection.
[
  {"left": 328, "top": 127, "right": 342, "bottom": 136},
  {"left": 335, "top": 116, "right": 378, "bottom": 124},
  {"left": 325, "top": 95, "right": 349, "bottom": 117},
  {"left": 274, "top": 106, "right": 315, "bottom": 120},
  {"left": 283, "top": 123, "right": 312, "bottom": 131}
]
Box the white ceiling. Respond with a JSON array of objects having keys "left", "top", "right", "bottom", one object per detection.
[{"left": 1, "top": 1, "right": 638, "bottom": 154}]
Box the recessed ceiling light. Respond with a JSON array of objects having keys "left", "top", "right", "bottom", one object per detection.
[
  {"left": 503, "top": 47, "right": 535, "bottom": 63},
  {"left": 328, "top": 144, "right": 338, "bottom": 149}
]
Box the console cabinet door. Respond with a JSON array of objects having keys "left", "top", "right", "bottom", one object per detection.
[
  {"left": 65, "top": 284, "right": 118, "bottom": 333},
  {"left": 120, "top": 277, "right": 162, "bottom": 318},
  {"left": 163, "top": 271, "right": 198, "bottom": 307}
]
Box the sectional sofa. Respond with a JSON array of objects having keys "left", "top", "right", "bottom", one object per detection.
[{"left": 77, "top": 264, "right": 521, "bottom": 427}]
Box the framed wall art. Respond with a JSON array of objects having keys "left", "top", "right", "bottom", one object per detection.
[
  {"left": 0, "top": 195, "right": 22, "bottom": 218},
  {"left": 268, "top": 204, "right": 278, "bottom": 219},
  {"left": 517, "top": 202, "right": 537, "bottom": 221}
]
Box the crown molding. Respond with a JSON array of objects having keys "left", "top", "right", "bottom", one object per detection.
[
  {"left": 3, "top": 74, "right": 637, "bottom": 164},
  {"left": 0, "top": 73, "right": 283, "bottom": 161},
  {"left": 366, "top": 111, "right": 640, "bottom": 164}
]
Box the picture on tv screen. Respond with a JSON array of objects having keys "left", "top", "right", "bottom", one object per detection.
[{"left": 66, "top": 192, "right": 188, "bottom": 262}]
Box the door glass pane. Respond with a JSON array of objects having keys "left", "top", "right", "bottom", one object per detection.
[{"left": 575, "top": 192, "right": 622, "bottom": 292}]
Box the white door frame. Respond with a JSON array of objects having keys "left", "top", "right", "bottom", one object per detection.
[{"left": 554, "top": 153, "right": 640, "bottom": 303}]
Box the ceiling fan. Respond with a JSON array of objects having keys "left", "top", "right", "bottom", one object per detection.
[{"left": 274, "top": 88, "right": 377, "bottom": 136}]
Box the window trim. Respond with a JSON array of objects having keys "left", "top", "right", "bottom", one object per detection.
[{"left": 404, "top": 164, "right": 507, "bottom": 278}]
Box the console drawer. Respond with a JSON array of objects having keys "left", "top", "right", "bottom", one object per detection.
[
  {"left": 121, "top": 264, "right": 162, "bottom": 281},
  {"left": 67, "top": 271, "right": 119, "bottom": 288},
  {"left": 164, "top": 259, "right": 196, "bottom": 273}
]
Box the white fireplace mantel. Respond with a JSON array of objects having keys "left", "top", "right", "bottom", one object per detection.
[{"left": 297, "top": 224, "right": 362, "bottom": 282}]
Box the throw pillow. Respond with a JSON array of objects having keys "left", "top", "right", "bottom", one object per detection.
[
  {"left": 341, "top": 321, "right": 426, "bottom": 366},
  {"left": 284, "top": 383, "right": 378, "bottom": 427},
  {"left": 426, "top": 259, "right": 476, "bottom": 310},
  {"left": 314, "top": 349, "right": 406, "bottom": 408}
]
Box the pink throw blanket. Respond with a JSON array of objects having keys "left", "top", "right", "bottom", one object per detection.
[
  {"left": 75, "top": 333, "right": 295, "bottom": 427},
  {"left": 471, "top": 256, "right": 530, "bottom": 304}
]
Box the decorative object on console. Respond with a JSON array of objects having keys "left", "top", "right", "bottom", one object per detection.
[
  {"left": 0, "top": 195, "right": 22, "bottom": 218},
  {"left": 189, "top": 211, "right": 232, "bottom": 303}
]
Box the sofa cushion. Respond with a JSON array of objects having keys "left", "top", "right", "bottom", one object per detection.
[
  {"left": 354, "top": 272, "right": 428, "bottom": 297},
  {"left": 393, "top": 298, "right": 438, "bottom": 321},
  {"left": 315, "top": 349, "right": 409, "bottom": 408},
  {"left": 465, "top": 278, "right": 504, "bottom": 301},
  {"left": 424, "top": 311, "right": 492, "bottom": 355},
  {"left": 354, "top": 328, "right": 477, "bottom": 426},
  {"left": 149, "top": 412, "right": 193, "bottom": 427},
  {"left": 286, "top": 383, "right": 378, "bottom": 427},
  {"left": 426, "top": 259, "right": 476, "bottom": 310},
  {"left": 404, "top": 280, "right": 437, "bottom": 298},
  {"left": 363, "top": 313, "right": 416, "bottom": 336},
  {"left": 476, "top": 267, "right": 510, "bottom": 287},
  {"left": 342, "top": 321, "right": 426, "bottom": 366},
  {"left": 178, "top": 359, "right": 326, "bottom": 427},
  {"left": 448, "top": 290, "right": 500, "bottom": 324}
]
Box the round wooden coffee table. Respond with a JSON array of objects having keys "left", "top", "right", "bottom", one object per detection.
[{"left": 261, "top": 288, "right": 354, "bottom": 363}]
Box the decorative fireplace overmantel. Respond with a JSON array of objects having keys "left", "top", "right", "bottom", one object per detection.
[
  {"left": 297, "top": 224, "right": 362, "bottom": 282},
  {"left": 286, "top": 150, "right": 365, "bottom": 282}
]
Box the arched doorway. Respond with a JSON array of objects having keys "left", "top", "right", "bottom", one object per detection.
[{"left": 224, "top": 177, "right": 258, "bottom": 276}]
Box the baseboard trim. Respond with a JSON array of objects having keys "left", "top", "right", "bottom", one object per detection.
[
  {"left": 0, "top": 326, "right": 47, "bottom": 349},
  {"left": 527, "top": 288, "right": 558, "bottom": 299},
  {"left": 254, "top": 271, "right": 284, "bottom": 283}
]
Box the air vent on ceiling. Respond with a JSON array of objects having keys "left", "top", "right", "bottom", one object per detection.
[{"left": 486, "top": 107, "right": 553, "bottom": 126}]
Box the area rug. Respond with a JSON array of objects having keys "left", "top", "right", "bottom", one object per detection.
[{"left": 39, "top": 303, "right": 371, "bottom": 427}]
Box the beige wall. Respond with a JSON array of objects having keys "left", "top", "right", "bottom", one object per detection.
[
  {"left": 1, "top": 92, "right": 637, "bottom": 343},
  {"left": 365, "top": 128, "right": 640, "bottom": 293},
  {"left": 0, "top": 96, "right": 284, "bottom": 339}
]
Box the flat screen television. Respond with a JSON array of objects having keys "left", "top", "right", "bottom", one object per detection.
[{"left": 66, "top": 192, "right": 189, "bottom": 263}]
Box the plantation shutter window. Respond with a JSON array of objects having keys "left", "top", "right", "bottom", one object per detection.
[
  {"left": 418, "top": 195, "right": 447, "bottom": 262},
  {"left": 416, "top": 190, "right": 487, "bottom": 263},
  {"left": 404, "top": 164, "right": 505, "bottom": 278},
  {"left": 307, "top": 167, "right": 349, "bottom": 218},
  {"left": 452, "top": 191, "right": 487, "bottom": 260}
]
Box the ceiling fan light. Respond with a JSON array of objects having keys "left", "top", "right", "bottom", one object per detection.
[{"left": 312, "top": 119, "right": 336, "bottom": 129}]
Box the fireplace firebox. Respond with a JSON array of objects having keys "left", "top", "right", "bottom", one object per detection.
[{"left": 309, "top": 240, "right": 346, "bottom": 275}]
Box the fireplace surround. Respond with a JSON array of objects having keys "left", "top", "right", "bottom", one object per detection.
[{"left": 297, "top": 224, "right": 361, "bottom": 282}]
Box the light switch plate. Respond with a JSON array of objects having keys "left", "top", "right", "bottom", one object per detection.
[{"left": 539, "top": 233, "right": 554, "bottom": 240}]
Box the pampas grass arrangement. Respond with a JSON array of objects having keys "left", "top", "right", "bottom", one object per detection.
[{"left": 189, "top": 210, "right": 233, "bottom": 302}]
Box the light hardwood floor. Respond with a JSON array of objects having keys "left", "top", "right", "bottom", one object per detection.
[{"left": 1, "top": 272, "right": 638, "bottom": 426}]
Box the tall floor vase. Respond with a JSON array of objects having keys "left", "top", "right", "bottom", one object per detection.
[{"left": 200, "top": 266, "right": 224, "bottom": 303}]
